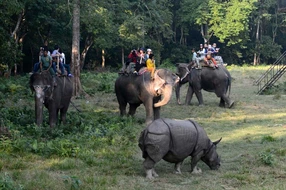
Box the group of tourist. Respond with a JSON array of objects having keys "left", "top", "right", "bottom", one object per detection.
[
  {"left": 192, "top": 43, "right": 223, "bottom": 68},
  {"left": 123, "top": 42, "right": 223, "bottom": 79},
  {"left": 32, "top": 45, "right": 73, "bottom": 82},
  {"left": 125, "top": 47, "right": 155, "bottom": 79}
]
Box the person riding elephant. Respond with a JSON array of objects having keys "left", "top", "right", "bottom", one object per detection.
[
  {"left": 39, "top": 48, "right": 58, "bottom": 86},
  {"left": 115, "top": 68, "right": 179, "bottom": 125},
  {"left": 203, "top": 52, "right": 218, "bottom": 69},
  {"left": 175, "top": 62, "right": 234, "bottom": 108},
  {"left": 29, "top": 71, "right": 73, "bottom": 128}
]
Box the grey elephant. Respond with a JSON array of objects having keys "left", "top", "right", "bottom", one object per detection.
[
  {"left": 139, "top": 118, "right": 222, "bottom": 179},
  {"left": 176, "top": 62, "right": 234, "bottom": 108},
  {"left": 29, "top": 72, "right": 73, "bottom": 128},
  {"left": 115, "top": 69, "right": 179, "bottom": 125}
]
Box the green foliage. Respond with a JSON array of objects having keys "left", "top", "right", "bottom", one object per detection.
[
  {"left": 259, "top": 35, "right": 282, "bottom": 61},
  {"left": 261, "top": 135, "right": 276, "bottom": 143},
  {"left": 63, "top": 175, "right": 82, "bottom": 190},
  {"left": 259, "top": 151, "right": 276, "bottom": 166},
  {"left": 263, "top": 82, "right": 286, "bottom": 95},
  {"left": 81, "top": 72, "right": 117, "bottom": 94},
  {"left": 0, "top": 173, "right": 23, "bottom": 190},
  {"left": 209, "top": 0, "right": 257, "bottom": 46},
  {"left": 159, "top": 58, "right": 176, "bottom": 71}
]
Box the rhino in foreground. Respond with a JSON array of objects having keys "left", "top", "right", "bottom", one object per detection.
[{"left": 138, "top": 118, "right": 222, "bottom": 179}]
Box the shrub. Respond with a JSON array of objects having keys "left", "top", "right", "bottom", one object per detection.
[
  {"left": 261, "top": 135, "right": 276, "bottom": 144},
  {"left": 259, "top": 151, "right": 276, "bottom": 166},
  {"left": 0, "top": 173, "right": 23, "bottom": 190}
]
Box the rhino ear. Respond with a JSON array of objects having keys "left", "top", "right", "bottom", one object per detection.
[{"left": 213, "top": 137, "right": 222, "bottom": 145}]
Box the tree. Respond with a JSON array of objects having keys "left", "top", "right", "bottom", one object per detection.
[{"left": 71, "top": 0, "right": 82, "bottom": 96}]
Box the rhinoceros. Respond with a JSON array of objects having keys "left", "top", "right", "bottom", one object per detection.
[{"left": 138, "top": 118, "right": 222, "bottom": 179}]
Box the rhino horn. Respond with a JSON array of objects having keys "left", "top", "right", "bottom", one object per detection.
[{"left": 213, "top": 137, "right": 222, "bottom": 145}]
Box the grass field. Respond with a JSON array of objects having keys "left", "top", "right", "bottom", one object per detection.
[{"left": 0, "top": 65, "right": 286, "bottom": 190}]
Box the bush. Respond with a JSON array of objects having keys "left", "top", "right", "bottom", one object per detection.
[
  {"left": 259, "top": 151, "right": 276, "bottom": 166},
  {"left": 81, "top": 71, "right": 117, "bottom": 94}
]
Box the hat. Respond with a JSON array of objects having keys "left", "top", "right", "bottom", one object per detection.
[
  {"left": 147, "top": 48, "right": 152, "bottom": 52},
  {"left": 208, "top": 45, "right": 212, "bottom": 48}
]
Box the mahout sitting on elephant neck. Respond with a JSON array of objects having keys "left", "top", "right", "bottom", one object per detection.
[{"left": 138, "top": 118, "right": 222, "bottom": 179}]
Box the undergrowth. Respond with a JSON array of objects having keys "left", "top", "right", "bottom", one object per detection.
[{"left": 0, "top": 68, "right": 286, "bottom": 190}]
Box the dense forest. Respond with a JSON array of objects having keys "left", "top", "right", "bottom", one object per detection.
[{"left": 0, "top": 0, "right": 286, "bottom": 74}]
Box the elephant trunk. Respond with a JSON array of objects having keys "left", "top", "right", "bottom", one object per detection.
[
  {"left": 154, "top": 84, "right": 173, "bottom": 107},
  {"left": 34, "top": 87, "right": 45, "bottom": 126}
]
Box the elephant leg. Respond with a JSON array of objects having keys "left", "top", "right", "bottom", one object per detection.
[
  {"left": 221, "top": 94, "right": 234, "bottom": 108},
  {"left": 128, "top": 103, "right": 140, "bottom": 116},
  {"left": 219, "top": 98, "right": 226, "bottom": 108},
  {"left": 194, "top": 89, "right": 204, "bottom": 106},
  {"left": 175, "top": 83, "right": 183, "bottom": 104},
  {"left": 185, "top": 86, "right": 194, "bottom": 105},
  {"left": 60, "top": 106, "right": 69, "bottom": 125},
  {"left": 153, "top": 96, "right": 161, "bottom": 120},
  {"left": 143, "top": 156, "right": 157, "bottom": 179},
  {"left": 49, "top": 107, "right": 57, "bottom": 128},
  {"left": 153, "top": 106, "right": 161, "bottom": 120},
  {"left": 119, "top": 101, "right": 127, "bottom": 116},
  {"left": 144, "top": 99, "right": 154, "bottom": 125}
]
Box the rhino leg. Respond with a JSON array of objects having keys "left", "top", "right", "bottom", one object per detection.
[
  {"left": 146, "top": 169, "right": 153, "bottom": 180},
  {"left": 152, "top": 169, "right": 159, "bottom": 177},
  {"left": 191, "top": 166, "right": 202, "bottom": 174},
  {"left": 190, "top": 151, "right": 204, "bottom": 173},
  {"left": 174, "top": 162, "right": 182, "bottom": 174},
  {"left": 144, "top": 156, "right": 156, "bottom": 179}
]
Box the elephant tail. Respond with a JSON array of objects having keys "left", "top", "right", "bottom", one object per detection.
[
  {"left": 227, "top": 75, "right": 231, "bottom": 97},
  {"left": 221, "top": 66, "right": 231, "bottom": 97}
]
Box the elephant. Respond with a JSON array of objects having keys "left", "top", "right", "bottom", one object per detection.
[
  {"left": 175, "top": 62, "right": 234, "bottom": 108},
  {"left": 139, "top": 118, "right": 222, "bottom": 179},
  {"left": 29, "top": 72, "right": 73, "bottom": 128},
  {"left": 115, "top": 68, "right": 179, "bottom": 125}
]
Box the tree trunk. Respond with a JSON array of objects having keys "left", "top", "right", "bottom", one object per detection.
[
  {"left": 121, "top": 47, "right": 125, "bottom": 70},
  {"left": 80, "top": 35, "right": 93, "bottom": 70},
  {"left": 179, "top": 27, "right": 183, "bottom": 45},
  {"left": 71, "top": 0, "right": 83, "bottom": 97},
  {"left": 101, "top": 49, "right": 105, "bottom": 68},
  {"left": 254, "top": 18, "right": 260, "bottom": 66}
]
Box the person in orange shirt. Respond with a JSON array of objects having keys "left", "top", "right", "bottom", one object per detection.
[
  {"left": 146, "top": 54, "right": 156, "bottom": 79},
  {"left": 204, "top": 52, "right": 218, "bottom": 68}
]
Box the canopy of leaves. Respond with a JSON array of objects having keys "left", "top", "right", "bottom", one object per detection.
[{"left": 0, "top": 0, "right": 286, "bottom": 72}]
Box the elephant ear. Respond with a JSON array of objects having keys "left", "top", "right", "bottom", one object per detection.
[
  {"left": 177, "top": 64, "right": 190, "bottom": 81},
  {"left": 153, "top": 70, "right": 166, "bottom": 91}
]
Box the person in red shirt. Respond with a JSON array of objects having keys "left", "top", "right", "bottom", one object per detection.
[
  {"left": 127, "top": 49, "right": 137, "bottom": 63},
  {"left": 204, "top": 52, "right": 218, "bottom": 68}
]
